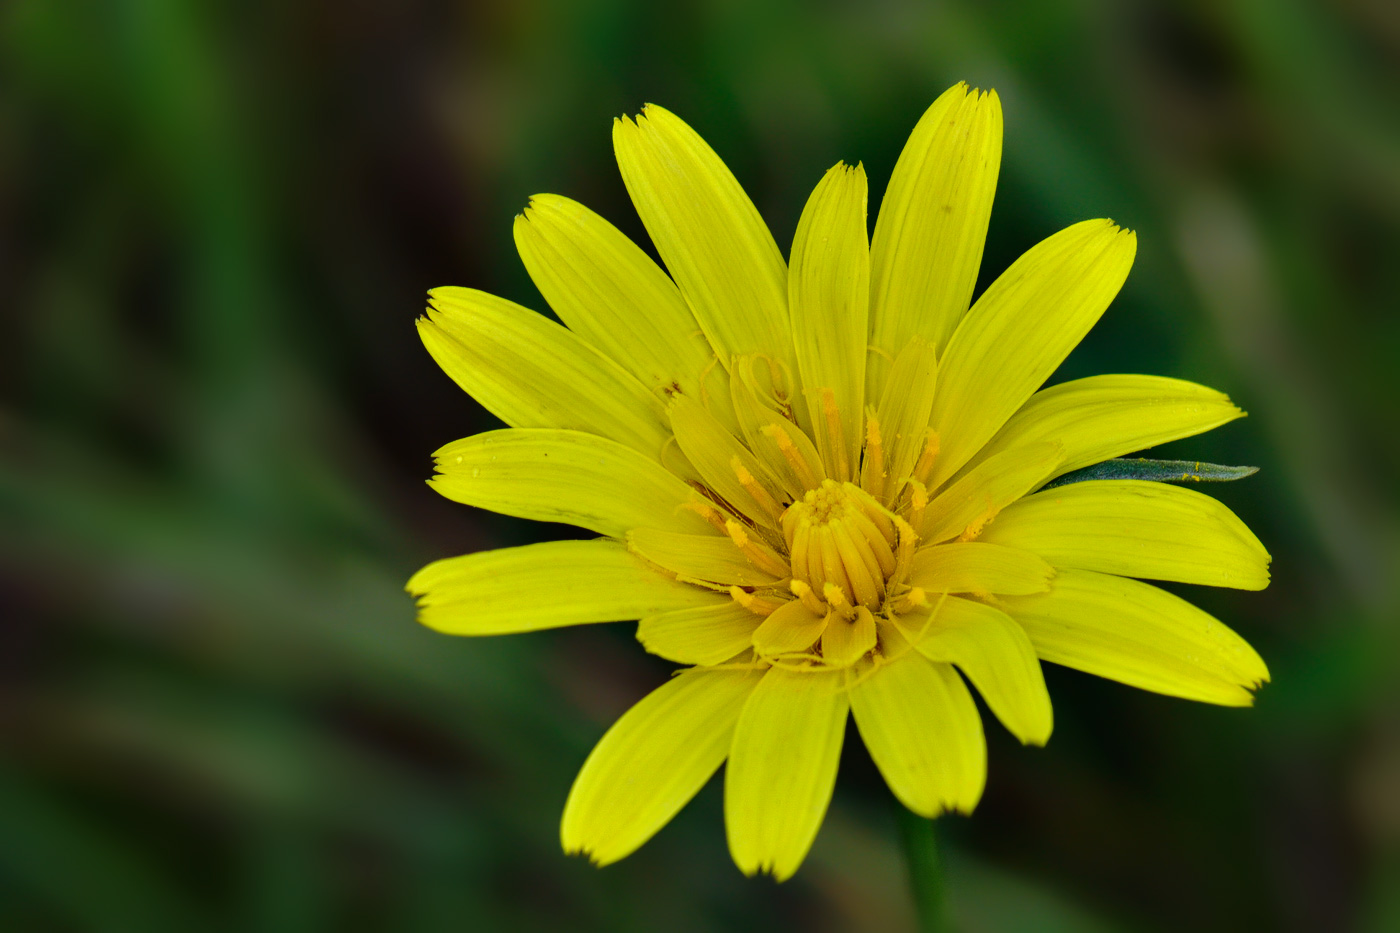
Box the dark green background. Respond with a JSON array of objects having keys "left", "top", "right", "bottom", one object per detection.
[{"left": 3, "top": 1, "right": 1398, "bottom": 930}]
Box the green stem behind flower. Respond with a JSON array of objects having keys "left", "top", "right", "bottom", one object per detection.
[{"left": 896, "top": 804, "right": 949, "bottom": 933}]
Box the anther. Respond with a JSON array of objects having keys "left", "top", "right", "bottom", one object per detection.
[
  {"left": 730, "top": 455, "right": 783, "bottom": 523},
  {"left": 725, "top": 519, "right": 792, "bottom": 578},
  {"left": 851, "top": 510, "right": 897, "bottom": 576},
  {"left": 959, "top": 500, "right": 998, "bottom": 541},
  {"left": 861, "top": 411, "right": 886, "bottom": 501},
  {"left": 728, "top": 585, "right": 786, "bottom": 616},
  {"left": 905, "top": 479, "right": 928, "bottom": 536},
  {"left": 762, "top": 423, "right": 822, "bottom": 490},
  {"left": 680, "top": 500, "right": 729, "bottom": 533},
  {"left": 890, "top": 516, "right": 919, "bottom": 588},
  {"left": 822, "top": 581, "right": 855, "bottom": 619},
  {"left": 896, "top": 586, "right": 929, "bottom": 613},
  {"left": 820, "top": 388, "right": 849, "bottom": 481},
  {"left": 789, "top": 578, "right": 828, "bottom": 615},
  {"left": 815, "top": 526, "right": 855, "bottom": 607},
  {"left": 829, "top": 520, "right": 884, "bottom": 607},
  {"left": 911, "top": 429, "right": 940, "bottom": 486}
]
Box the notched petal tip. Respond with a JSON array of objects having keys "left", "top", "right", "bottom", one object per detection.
[
  {"left": 403, "top": 559, "right": 441, "bottom": 597},
  {"left": 738, "top": 857, "right": 796, "bottom": 883},
  {"left": 565, "top": 843, "right": 617, "bottom": 869},
  {"left": 611, "top": 114, "right": 638, "bottom": 139},
  {"left": 948, "top": 81, "right": 1001, "bottom": 115},
  {"left": 1113, "top": 224, "right": 1140, "bottom": 255},
  {"left": 559, "top": 826, "right": 604, "bottom": 863},
  {"left": 425, "top": 284, "right": 468, "bottom": 302},
  {"left": 904, "top": 796, "right": 978, "bottom": 820},
  {"left": 518, "top": 192, "right": 571, "bottom": 218}
]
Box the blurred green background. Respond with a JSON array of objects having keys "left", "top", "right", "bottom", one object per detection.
[{"left": 3, "top": 0, "right": 1398, "bottom": 930}]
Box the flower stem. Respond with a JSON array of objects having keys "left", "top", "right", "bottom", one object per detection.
[{"left": 896, "top": 803, "right": 949, "bottom": 933}]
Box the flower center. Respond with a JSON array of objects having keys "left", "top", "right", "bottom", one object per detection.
[{"left": 781, "top": 480, "right": 896, "bottom": 609}]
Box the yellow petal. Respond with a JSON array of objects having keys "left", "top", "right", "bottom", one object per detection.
[
  {"left": 927, "top": 220, "right": 1137, "bottom": 489},
  {"left": 751, "top": 598, "right": 828, "bottom": 658},
  {"left": 820, "top": 608, "right": 877, "bottom": 668},
  {"left": 957, "top": 374, "right": 1245, "bottom": 488},
  {"left": 513, "top": 194, "right": 740, "bottom": 432},
  {"left": 870, "top": 336, "right": 939, "bottom": 501},
  {"left": 628, "top": 527, "right": 781, "bottom": 587},
  {"left": 430, "top": 429, "right": 718, "bottom": 538},
  {"left": 637, "top": 603, "right": 759, "bottom": 665},
  {"left": 789, "top": 162, "right": 869, "bottom": 480},
  {"left": 408, "top": 539, "right": 724, "bottom": 635},
  {"left": 1000, "top": 569, "right": 1269, "bottom": 706},
  {"left": 868, "top": 84, "right": 1002, "bottom": 398},
  {"left": 909, "top": 542, "right": 1054, "bottom": 596},
  {"left": 849, "top": 650, "right": 986, "bottom": 817},
  {"left": 726, "top": 666, "right": 848, "bottom": 880},
  {"left": 915, "top": 597, "right": 1052, "bottom": 745},
  {"left": 614, "top": 105, "right": 792, "bottom": 371},
  {"left": 668, "top": 394, "right": 784, "bottom": 529},
  {"left": 921, "top": 442, "right": 1064, "bottom": 545},
  {"left": 980, "top": 480, "right": 1271, "bottom": 590},
  {"left": 562, "top": 666, "right": 761, "bottom": 866},
  {"left": 420, "top": 288, "right": 670, "bottom": 460}
]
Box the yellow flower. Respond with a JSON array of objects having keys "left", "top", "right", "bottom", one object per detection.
[{"left": 408, "top": 82, "right": 1270, "bottom": 881}]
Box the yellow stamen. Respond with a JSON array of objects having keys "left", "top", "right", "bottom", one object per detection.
[
  {"left": 789, "top": 578, "right": 828, "bottom": 615},
  {"left": 905, "top": 479, "right": 928, "bottom": 536},
  {"left": 728, "top": 585, "right": 786, "bottom": 616},
  {"left": 890, "top": 515, "right": 918, "bottom": 587},
  {"left": 829, "top": 520, "right": 884, "bottom": 607},
  {"left": 787, "top": 520, "right": 810, "bottom": 581},
  {"left": 820, "top": 388, "right": 849, "bottom": 481},
  {"left": 821, "top": 582, "right": 854, "bottom": 619},
  {"left": 959, "top": 500, "right": 999, "bottom": 541},
  {"left": 815, "top": 526, "right": 854, "bottom": 606},
  {"left": 762, "top": 423, "right": 822, "bottom": 491},
  {"left": 861, "top": 410, "right": 885, "bottom": 501},
  {"left": 780, "top": 479, "right": 900, "bottom": 611},
  {"left": 803, "top": 526, "right": 827, "bottom": 594},
  {"left": 911, "top": 429, "right": 940, "bottom": 486},
  {"left": 851, "top": 510, "right": 897, "bottom": 576},
  {"left": 730, "top": 455, "right": 783, "bottom": 524},
  {"left": 900, "top": 590, "right": 951, "bottom": 649},
  {"left": 680, "top": 499, "right": 729, "bottom": 533},
  {"left": 896, "top": 586, "right": 929, "bottom": 614},
  {"left": 725, "top": 519, "right": 792, "bottom": 578}
]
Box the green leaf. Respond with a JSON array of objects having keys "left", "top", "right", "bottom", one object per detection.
[{"left": 1041, "top": 458, "right": 1259, "bottom": 490}]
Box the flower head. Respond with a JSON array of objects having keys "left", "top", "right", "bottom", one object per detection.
[{"left": 409, "top": 83, "right": 1270, "bottom": 880}]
